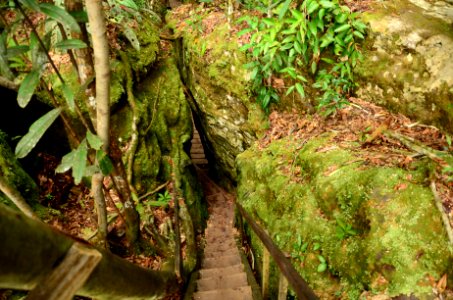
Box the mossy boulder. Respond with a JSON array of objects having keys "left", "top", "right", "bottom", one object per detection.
[
  {"left": 168, "top": 8, "right": 267, "bottom": 182},
  {"left": 111, "top": 56, "right": 206, "bottom": 234},
  {"left": 355, "top": 0, "right": 453, "bottom": 133},
  {"left": 236, "top": 135, "right": 453, "bottom": 299}
]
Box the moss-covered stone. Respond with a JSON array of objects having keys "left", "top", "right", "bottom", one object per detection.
[
  {"left": 355, "top": 0, "right": 453, "bottom": 133},
  {"left": 167, "top": 9, "right": 267, "bottom": 182},
  {"left": 236, "top": 135, "right": 453, "bottom": 298},
  {"left": 0, "top": 130, "right": 39, "bottom": 209}
]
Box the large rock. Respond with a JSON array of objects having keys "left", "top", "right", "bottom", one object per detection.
[
  {"left": 356, "top": 0, "right": 453, "bottom": 132},
  {"left": 236, "top": 135, "right": 453, "bottom": 299},
  {"left": 168, "top": 7, "right": 266, "bottom": 182}
]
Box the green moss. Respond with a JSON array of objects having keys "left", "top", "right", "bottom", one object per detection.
[
  {"left": 236, "top": 136, "right": 453, "bottom": 298},
  {"left": 0, "top": 131, "right": 39, "bottom": 208},
  {"left": 124, "top": 18, "right": 160, "bottom": 78}
]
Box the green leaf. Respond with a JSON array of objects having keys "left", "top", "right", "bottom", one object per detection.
[
  {"left": 17, "top": 70, "right": 40, "bottom": 108},
  {"left": 295, "top": 82, "right": 305, "bottom": 98},
  {"left": 6, "top": 45, "right": 30, "bottom": 58},
  {"left": 317, "top": 263, "right": 327, "bottom": 272},
  {"left": 353, "top": 30, "right": 365, "bottom": 39},
  {"left": 311, "top": 61, "right": 317, "bottom": 74},
  {"left": 278, "top": 0, "right": 291, "bottom": 19},
  {"left": 318, "top": 255, "right": 326, "bottom": 263},
  {"left": 320, "top": 0, "right": 335, "bottom": 8},
  {"left": 72, "top": 139, "right": 88, "bottom": 184},
  {"left": 96, "top": 150, "right": 113, "bottom": 176},
  {"left": 54, "top": 38, "right": 87, "bottom": 50},
  {"left": 87, "top": 131, "right": 103, "bottom": 150},
  {"left": 237, "top": 28, "right": 253, "bottom": 37},
  {"left": 285, "top": 85, "right": 295, "bottom": 96},
  {"left": 39, "top": 3, "right": 81, "bottom": 33},
  {"left": 335, "top": 13, "right": 348, "bottom": 23},
  {"left": 56, "top": 149, "right": 77, "bottom": 173},
  {"left": 15, "top": 108, "right": 62, "bottom": 158},
  {"left": 19, "top": 0, "right": 40, "bottom": 12},
  {"left": 308, "top": 20, "right": 317, "bottom": 36},
  {"left": 69, "top": 10, "right": 88, "bottom": 23},
  {"left": 118, "top": 0, "right": 138, "bottom": 10},
  {"left": 334, "top": 23, "right": 350, "bottom": 33},
  {"left": 61, "top": 83, "right": 75, "bottom": 112},
  {"left": 313, "top": 242, "right": 321, "bottom": 251},
  {"left": 307, "top": 1, "right": 320, "bottom": 14}
]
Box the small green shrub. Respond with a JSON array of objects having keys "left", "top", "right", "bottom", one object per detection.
[{"left": 238, "top": 0, "right": 366, "bottom": 114}]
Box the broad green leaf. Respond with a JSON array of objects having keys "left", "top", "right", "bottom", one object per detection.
[
  {"left": 285, "top": 85, "right": 295, "bottom": 96},
  {"left": 237, "top": 28, "right": 253, "bottom": 37},
  {"left": 87, "top": 131, "right": 103, "bottom": 150},
  {"left": 72, "top": 139, "right": 88, "bottom": 184},
  {"left": 308, "top": 21, "right": 317, "bottom": 36},
  {"left": 318, "top": 255, "right": 326, "bottom": 263},
  {"left": 17, "top": 70, "right": 40, "bottom": 108},
  {"left": 69, "top": 10, "right": 88, "bottom": 23},
  {"left": 307, "top": 1, "right": 320, "bottom": 14},
  {"left": 295, "top": 82, "right": 305, "bottom": 98},
  {"left": 278, "top": 0, "right": 291, "bottom": 19},
  {"left": 353, "top": 31, "right": 365, "bottom": 39},
  {"left": 317, "top": 263, "right": 327, "bottom": 272},
  {"left": 6, "top": 45, "right": 30, "bottom": 58},
  {"left": 19, "top": 0, "right": 40, "bottom": 12},
  {"left": 61, "top": 83, "right": 75, "bottom": 112},
  {"left": 311, "top": 61, "right": 317, "bottom": 74},
  {"left": 54, "top": 39, "right": 87, "bottom": 50},
  {"left": 335, "top": 12, "right": 348, "bottom": 23},
  {"left": 118, "top": 0, "right": 138, "bottom": 10},
  {"left": 334, "top": 23, "right": 350, "bottom": 33},
  {"left": 39, "top": 3, "right": 81, "bottom": 33},
  {"left": 96, "top": 150, "right": 113, "bottom": 176},
  {"left": 15, "top": 108, "right": 61, "bottom": 158},
  {"left": 320, "top": 0, "right": 335, "bottom": 8},
  {"left": 56, "top": 149, "right": 77, "bottom": 173}
]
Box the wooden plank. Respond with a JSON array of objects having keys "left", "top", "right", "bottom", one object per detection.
[
  {"left": 191, "top": 153, "right": 206, "bottom": 159},
  {"left": 27, "top": 243, "right": 102, "bottom": 300},
  {"left": 236, "top": 203, "right": 318, "bottom": 300}
]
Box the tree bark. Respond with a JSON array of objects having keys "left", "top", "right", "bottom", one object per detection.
[
  {"left": 86, "top": 0, "right": 111, "bottom": 245},
  {"left": 0, "top": 204, "right": 178, "bottom": 300}
]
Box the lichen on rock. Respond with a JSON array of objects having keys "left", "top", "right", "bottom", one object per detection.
[
  {"left": 167, "top": 7, "right": 267, "bottom": 182},
  {"left": 355, "top": 0, "right": 453, "bottom": 133},
  {"left": 236, "top": 134, "right": 453, "bottom": 298}
]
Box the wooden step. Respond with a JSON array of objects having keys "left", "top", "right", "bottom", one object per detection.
[
  {"left": 191, "top": 143, "right": 204, "bottom": 150},
  {"left": 193, "top": 286, "right": 253, "bottom": 300},
  {"left": 190, "top": 148, "right": 205, "bottom": 154},
  {"left": 192, "top": 158, "right": 209, "bottom": 165},
  {"left": 197, "top": 272, "right": 248, "bottom": 291},
  {"left": 191, "top": 153, "right": 206, "bottom": 159},
  {"left": 199, "top": 264, "right": 244, "bottom": 279},
  {"left": 204, "top": 247, "right": 240, "bottom": 259},
  {"left": 202, "top": 254, "right": 242, "bottom": 269}
]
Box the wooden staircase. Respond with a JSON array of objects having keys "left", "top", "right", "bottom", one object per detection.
[
  {"left": 190, "top": 127, "right": 209, "bottom": 166},
  {"left": 191, "top": 174, "right": 258, "bottom": 300}
]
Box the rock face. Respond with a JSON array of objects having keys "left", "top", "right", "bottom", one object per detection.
[
  {"left": 356, "top": 0, "right": 453, "bottom": 132},
  {"left": 169, "top": 8, "right": 266, "bottom": 182},
  {"left": 236, "top": 135, "right": 453, "bottom": 299}
]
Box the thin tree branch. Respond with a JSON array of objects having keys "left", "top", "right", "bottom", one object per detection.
[{"left": 0, "top": 172, "right": 38, "bottom": 220}]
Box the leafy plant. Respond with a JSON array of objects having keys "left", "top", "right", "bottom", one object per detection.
[
  {"left": 317, "top": 255, "right": 327, "bottom": 272},
  {"left": 336, "top": 218, "right": 357, "bottom": 239},
  {"left": 238, "top": 0, "right": 366, "bottom": 113},
  {"left": 157, "top": 190, "right": 171, "bottom": 202}
]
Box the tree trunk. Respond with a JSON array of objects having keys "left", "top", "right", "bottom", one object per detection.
[
  {"left": 85, "top": 0, "right": 111, "bottom": 245},
  {"left": 0, "top": 204, "right": 178, "bottom": 299}
]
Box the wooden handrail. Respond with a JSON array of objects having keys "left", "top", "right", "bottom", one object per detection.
[{"left": 235, "top": 203, "right": 319, "bottom": 300}]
